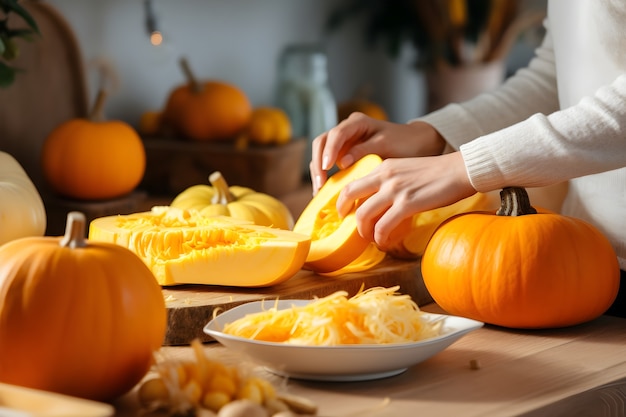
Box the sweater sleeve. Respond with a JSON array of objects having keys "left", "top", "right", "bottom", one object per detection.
[
  {"left": 415, "top": 22, "right": 559, "bottom": 151},
  {"left": 461, "top": 73, "right": 626, "bottom": 192}
]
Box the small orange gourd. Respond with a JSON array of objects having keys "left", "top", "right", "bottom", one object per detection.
[
  {"left": 421, "top": 187, "right": 620, "bottom": 329},
  {"left": 41, "top": 89, "right": 146, "bottom": 200},
  {"left": 163, "top": 58, "right": 252, "bottom": 141},
  {"left": 0, "top": 212, "right": 167, "bottom": 401},
  {"left": 337, "top": 84, "right": 388, "bottom": 122},
  {"left": 236, "top": 106, "right": 292, "bottom": 149}
]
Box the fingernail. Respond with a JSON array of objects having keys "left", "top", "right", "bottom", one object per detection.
[
  {"left": 314, "top": 175, "right": 322, "bottom": 192},
  {"left": 322, "top": 155, "right": 330, "bottom": 170}
]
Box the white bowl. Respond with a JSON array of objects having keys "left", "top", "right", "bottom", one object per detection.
[{"left": 204, "top": 300, "right": 483, "bottom": 381}]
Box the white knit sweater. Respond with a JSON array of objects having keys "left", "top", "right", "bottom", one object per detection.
[{"left": 418, "top": 0, "right": 626, "bottom": 269}]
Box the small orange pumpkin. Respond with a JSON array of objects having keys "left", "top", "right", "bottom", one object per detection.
[
  {"left": 421, "top": 187, "right": 620, "bottom": 329},
  {"left": 0, "top": 212, "right": 166, "bottom": 401},
  {"left": 163, "top": 58, "right": 252, "bottom": 142},
  {"left": 41, "top": 89, "right": 146, "bottom": 200},
  {"left": 236, "top": 106, "right": 292, "bottom": 149},
  {"left": 337, "top": 84, "right": 388, "bottom": 122}
]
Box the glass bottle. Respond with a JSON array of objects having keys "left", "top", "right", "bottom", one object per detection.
[{"left": 275, "top": 44, "right": 337, "bottom": 180}]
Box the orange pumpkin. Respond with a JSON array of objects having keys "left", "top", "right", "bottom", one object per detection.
[
  {"left": 163, "top": 58, "right": 252, "bottom": 141},
  {"left": 421, "top": 187, "right": 620, "bottom": 329},
  {"left": 41, "top": 89, "right": 146, "bottom": 200},
  {"left": 337, "top": 98, "right": 387, "bottom": 122},
  {"left": 0, "top": 212, "right": 166, "bottom": 401},
  {"left": 337, "top": 84, "right": 388, "bottom": 122}
]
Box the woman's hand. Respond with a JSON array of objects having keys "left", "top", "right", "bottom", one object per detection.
[
  {"left": 310, "top": 112, "right": 446, "bottom": 194},
  {"left": 335, "top": 152, "right": 476, "bottom": 251}
]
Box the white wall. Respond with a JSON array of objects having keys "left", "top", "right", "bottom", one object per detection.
[
  {"left": 45, "top": 0, "right": 421, "bottom": 127},
  {"left": 46, "top": 0, "right": 542, "bottom": 127}
]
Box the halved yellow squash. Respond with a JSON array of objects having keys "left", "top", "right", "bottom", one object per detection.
[
  {"left": 385, "top": 191, "right": 493, "bottom": 259},
  {"left": 88, "top": 207, "right": 310, "bottom": 287},
  {"left": 293, "top": 154, "right": 383, "bottom": 273}
]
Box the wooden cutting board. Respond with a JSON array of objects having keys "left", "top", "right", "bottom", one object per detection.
[{"left": 162, "top": 257, "right": 430, "bottom": 345}]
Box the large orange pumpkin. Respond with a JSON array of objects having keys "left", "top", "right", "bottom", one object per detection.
[
  {"left": 163, "top": 58, "right": 252, "bottom": 141},
  {"left": 421, "top": 187, "right": 620, "bottom": 329},
  {"left": 41, "top": 89, "right": 146, "bottom": 200},
  {"left": 0, "top": 212, "right": 166, "bottom": 401}
]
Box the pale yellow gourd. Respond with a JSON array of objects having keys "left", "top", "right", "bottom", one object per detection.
[
  {"left": 171, "top": 172, "right": 294, "bottom": 230},
  {"left": 0, "top": 152, "right": 46, "bottom": 245}
]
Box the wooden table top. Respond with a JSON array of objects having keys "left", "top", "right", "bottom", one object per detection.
[{"left": 113, "top": 304, "right": 626, "bottom": 417}]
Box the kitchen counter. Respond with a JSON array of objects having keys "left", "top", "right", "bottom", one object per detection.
[{"left": 113, "top": 303, "right": 626, "bottom": 417}]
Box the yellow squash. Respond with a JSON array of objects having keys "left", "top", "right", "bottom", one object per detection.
[
  {"left": 293, "top": 154, "right": 383, "bottom": 273},
  {"left": 384, "top": 191, "right": 492, "bottom": 259},
  {"left": 88, "top": 207, "right": 310, "bottom": 287},
  {"left": 293, "top": 153, "right": 493, "bottom": 274},
  {"left": 170, "top": 172, "right": 294, "bottom": 230}
]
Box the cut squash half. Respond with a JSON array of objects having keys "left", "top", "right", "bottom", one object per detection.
[
  {"left": 88, "top": 207, "right": 310, "bottom": 287},
  {"left": 293, "top": 154, "right": 382, "bottom": 273}
]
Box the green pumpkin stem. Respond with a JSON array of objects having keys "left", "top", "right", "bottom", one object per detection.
[
  {"left": 59, "top": 211, "right": 88, "bottom": 248},
  {"left": 496, "top": 187, "right": 537, "bottom": 217},
  {"left": 209, "top": 171, "right": 235, "bottom": 205}
]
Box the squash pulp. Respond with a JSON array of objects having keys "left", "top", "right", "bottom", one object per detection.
[
  {"left": 89, "top": 207, "right": 310, "bottom": 287},
  {"left": 293, "top": 154, "right": 383, "bottom": 273}
]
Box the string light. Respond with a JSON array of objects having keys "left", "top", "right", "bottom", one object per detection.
[{"left": 144, "top": 0, "right": 163, "bottom": 46}]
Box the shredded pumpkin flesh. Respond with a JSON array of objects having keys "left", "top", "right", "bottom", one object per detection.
[
  {"left": 221, "top": 286, "right": 442, "bottom": 346},
  {"left": 112, "top": 208, "right": 278, "bottom": 260}
]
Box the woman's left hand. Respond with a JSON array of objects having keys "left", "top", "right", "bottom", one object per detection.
[{"left": 336, "top": 152, "right": 476, "bottom": 251}]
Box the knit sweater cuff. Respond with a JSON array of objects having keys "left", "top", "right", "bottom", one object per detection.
[{"left": 459, "top": 138, "right": 505, "bottom": 192}]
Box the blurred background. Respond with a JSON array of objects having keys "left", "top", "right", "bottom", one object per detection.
[
  {"left": 0, "top": 0, "right": 548, "bottom": 234},
  {"left": 46, "top": 0, "right": 547, "bottom": 125}
]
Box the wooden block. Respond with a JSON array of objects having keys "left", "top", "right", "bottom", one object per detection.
[
  {"left": 162, "top": 257, "right": 430, "bottom": 346},
  {"left": 140, "top": 137, "right": 307, "bottom": 198},
  {"left": 45, "top": 191, "right": 148, "bottom": 236}
]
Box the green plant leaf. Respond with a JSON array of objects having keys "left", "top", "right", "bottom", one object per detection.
[
  {"left": 0, "top": 61, "right": 16, "bottom": 88},
  {"left": 0, "top": 0, "right": 40, "bottom": 34}
]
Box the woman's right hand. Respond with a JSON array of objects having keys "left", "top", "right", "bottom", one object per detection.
[{"left": 309, "top": 112, "right": 447, "bottom": 194}]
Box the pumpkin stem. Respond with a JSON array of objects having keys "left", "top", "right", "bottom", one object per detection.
[
  {"left": 59, "top": 211, "right": 88, "bottom": 248},
  {"left": 179, "top": 57, "right": 202, "bottom": 94},
  {"left": 496, "top": 187, "right": 537, "bottom": 217},
  {"left": 89, "top": 89, "right": 108, "bottom": 122},
  {"left": 209, "top": 171, "right": 236, "bottom": 204}
]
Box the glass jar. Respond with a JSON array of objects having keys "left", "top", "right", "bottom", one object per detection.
[{"left": 275, "top": 44, "right": 337, "bottom": 180}]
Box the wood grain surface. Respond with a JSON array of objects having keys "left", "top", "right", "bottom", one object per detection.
[
  {"left": 113, "top": 305, "right": 626, "bottom": 417},
  {"left": 162, "top": 256, "right": 430, "bottom": 345}
]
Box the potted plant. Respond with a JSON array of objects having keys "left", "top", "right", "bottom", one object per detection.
[
  {"left": 327, "top": 0, "right": 545, "bottom": 110},
  {"left": 0, "top": 0, "right": 39, "bottom": 88}
]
